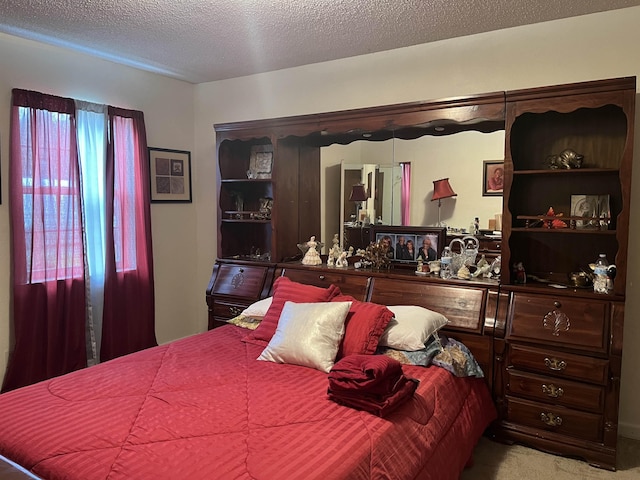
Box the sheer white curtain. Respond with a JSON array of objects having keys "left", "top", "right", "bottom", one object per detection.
[{"left": 75, "top": 101, "right": 107, "bottom": 365}]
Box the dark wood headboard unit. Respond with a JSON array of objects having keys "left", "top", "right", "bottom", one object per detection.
[{"left": 206, "top": 259, "right": 507, "bottom": 389}]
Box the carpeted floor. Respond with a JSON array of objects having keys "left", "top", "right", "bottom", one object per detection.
[{"left": 460, "top": 436, "right": 640, "bottom": 479}]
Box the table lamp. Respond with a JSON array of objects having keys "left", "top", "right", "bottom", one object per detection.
[
  {"left": 431, "top": 178, "right": 457, "bottom": 227},
  {"left": 349, "top": 183, "right": 368, "bottom": 225}
]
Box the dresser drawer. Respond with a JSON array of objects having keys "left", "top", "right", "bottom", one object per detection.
[
  {"left": 212, "top": 300, "right": 251, "bottom": 320},
  {"left": 213, "top": 264, "right": 269, "bottom": 299},
  {"left": 505, "top": 396, "right": 603, "bottom": 443},
  {"left": 509, "top": 344, "right": 609, "bottom": 385},
  {"left": 280, "top": 268, "right": 370, "bottom": 300},
  {"left": 506, "top": 368, "right": 605, "bottom": 413},
  {"left": 478, "top": 238, "right": 501, "bottom": 252},
  {"left": 509, "top": 293, "right": 608, "bottom": 353}
]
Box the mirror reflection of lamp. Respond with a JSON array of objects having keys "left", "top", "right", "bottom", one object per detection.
[
  {"left": 431, "top": 178, "right": 457, "bottom": 227},
  {"left": 349, "top": 183, "right": 368, "bottom": 225}
]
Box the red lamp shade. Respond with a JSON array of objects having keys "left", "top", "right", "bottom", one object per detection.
[
  {"left": 349, "top": 183, "right": 368, "bottom": 202},
  {"left": 431, "top": 178, "right": 457, "bottom": 201}
]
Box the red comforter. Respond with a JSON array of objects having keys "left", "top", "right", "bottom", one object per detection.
[{"left": 0, "top": 326, "right": 496, "bottom": 480}]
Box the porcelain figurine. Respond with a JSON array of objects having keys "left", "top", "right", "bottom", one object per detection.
[
  {"left": 457, "top": 264, "right": 471, "bottom": 279},
  {"left": 335, "top": 251, "right": 348, "bottom": 268},
  {"left": 301, "top": 236, "right": 322, "bottom": 266}
]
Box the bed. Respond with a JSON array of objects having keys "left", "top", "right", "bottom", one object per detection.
[{"left": 0, "top": 274, "right": 496, "bottom": 480}]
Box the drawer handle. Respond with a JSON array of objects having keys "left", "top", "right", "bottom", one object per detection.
[
  {"left": 319, "top": 275, "right": 325, "bottom": 280},
  {"left": 540, "top": 412, "right": 562, "bottom": 427},
  {"left": 542, "top": 384, "right": 564, "bottom": 398},
  {"left": 553, "top": 301, "right": 561, "bottom": 308},
  {"left": 229, "top": 306, "right": 243, "bottom": 316},
  {"left": 544, "top": 357, "right": 567, "bottom": 371}
]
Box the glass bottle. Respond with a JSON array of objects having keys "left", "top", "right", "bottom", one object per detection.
[
  {"left": 440, "top": 246, "right": 453, "bottom": 279},
  {"left": 593, "top": 253, "right": 611, "bottom": 294}
]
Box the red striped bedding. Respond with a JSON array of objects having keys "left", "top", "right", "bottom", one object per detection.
[{"left": 0, "top": 325, "right": 496, "bottom": 480}]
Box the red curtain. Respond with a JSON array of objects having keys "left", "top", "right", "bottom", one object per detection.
[
  {"left": 3, "top": 90, "right": 87, "bottom": 391},
  {"left": 3, "top": 92, "right": 157, "bottom": 391},
  {"left": 401, "top": 162, "right": 411, "bottom": 226},
  {"left": 100, "top": 107, "right": 157, "bottom": 361}
]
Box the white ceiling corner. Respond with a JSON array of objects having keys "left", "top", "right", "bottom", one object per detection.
[{"left": 1, "top": 0, "right": 639, "bottom": 84}]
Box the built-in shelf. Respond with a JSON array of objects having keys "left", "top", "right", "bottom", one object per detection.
[{"left": 513, "top": 168, "right": 618, "bottom": 175}]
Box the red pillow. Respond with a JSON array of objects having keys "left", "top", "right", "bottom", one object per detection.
[
  {"left": 333, "top": 294, "right": 394, "bottom": 359},
  {"left": 243, "top": 276, "right": 341, "bottom": 346}
]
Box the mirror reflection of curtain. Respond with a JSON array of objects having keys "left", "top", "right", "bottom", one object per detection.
[{"left": 401, "top": 162, "right": 411, "bottom": 225}]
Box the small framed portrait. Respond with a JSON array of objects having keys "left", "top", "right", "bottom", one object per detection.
[
  {"left": 248, "top": 145, "right": 273, "bottom": 179},
  {"left": 483, "top": 160, "right": 504, "bottom": 196},
  {"left": 571, "top": 194, "right": 610, "bottom": 229},
  {"left": 148, "top": 147, "right": 192, "bottom": 203}
]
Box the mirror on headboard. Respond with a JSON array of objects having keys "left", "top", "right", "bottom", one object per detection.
[
  {"left": 340, "top": 161, "right": 402, "bottom": 226},
  {"left": 320, "top": 130, "right": 505, "bottom": 248}
]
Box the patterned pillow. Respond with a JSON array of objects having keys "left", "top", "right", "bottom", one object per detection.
[
  {"left": 377, "top": 334, "right": 485, "bottom": 378},
  {"left": 243, "top": 276, "right": 341, "bottom": 346},
  {"left": 332, "top": 294, "right": 394, "bottom": 359},
  {"left": 228, "top": 315, "right": 261, "bottom": 330}
]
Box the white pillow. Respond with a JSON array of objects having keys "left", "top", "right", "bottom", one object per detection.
[
  {"left": 241, "top": 296, "right": 273, "bottom": 318},
  {"left": 258, "top": 301, "right": 352, "bottom": 373},
  {"left": 379, "top": 305, "right": 449, "bottom": 351}
]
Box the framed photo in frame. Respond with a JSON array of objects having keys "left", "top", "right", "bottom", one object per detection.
[
  {"left": 370, "top": 226, "right": 446, "bottom": 265},
  {"left": 483, "top": 160, "right": 504, "bottom": 196},
  {"left": 570, "top": 194, "right": 610, "bottom": 229},
  {"left": 248, "top": 145, "right": 273, "bottom": 179},
  {"left": 148, "top": 147, "right": 192, "bottom": 203}
]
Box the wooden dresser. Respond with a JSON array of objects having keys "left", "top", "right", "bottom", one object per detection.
[
  {"left": 205, "top": 260, "right": 275, "bottom": 329},
  {"left": 211, "top": 76, "right": 635, "bottom": 470},
  {"left": 492, "top": 285, "right": 623, "bottom": 469}
]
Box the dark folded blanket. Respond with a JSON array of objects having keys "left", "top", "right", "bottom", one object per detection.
[
  {"left": 328, "top": 354, "right": 405, "bottom": 396},
  {"left": 328, "top": 354, "right": 419, "bottom": 416},
  {"left": 328, "top": 375, "right": 419, "bottom": 417}
]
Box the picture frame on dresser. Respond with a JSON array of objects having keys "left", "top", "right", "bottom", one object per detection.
[
  {"left": 371, "top": 226, "right": 445, "bottom": 264},
  {"left": 148, "top": 147, "right": 192, "bottom": 203}
]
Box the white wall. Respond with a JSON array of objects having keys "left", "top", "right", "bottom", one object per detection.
[
  {"left": 0, "top": 33, "right": 200, "bottom": 387},
  {"left": 194, "top": 6, "right": 640, "bottom": 439}
]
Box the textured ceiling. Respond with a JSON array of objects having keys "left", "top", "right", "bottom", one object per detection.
[{"left": 1, "top": 0, "right": 640, "bottom": 84}]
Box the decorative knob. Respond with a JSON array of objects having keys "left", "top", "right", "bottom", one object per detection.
[
  {"left": 229, "top": 306, "right": 243, "bottom": 316},
  {"left": 554, "top": 301, "right": 561, "bottom": 308},
  {"left": 544, "top": 357, "right": 567, "bottom": 371},
  {"left": 239, "top": 268, "right": 244, "bottom": 273},
  {"left": 542, "top": 383, "right": 564, "bottom": 398},
  {"left": 319, "top": 275, "right": 325, "bottom": 280},
  {"left": 540, "top": 412, "right": 562, "bottom": 427}
]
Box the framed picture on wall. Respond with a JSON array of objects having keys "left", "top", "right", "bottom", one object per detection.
[
  {"left": 483, "top": 160, "right": 504, "bottom": 196},
  {"left": 148, "top": 147, "right": 192, "bottom": 203}
]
